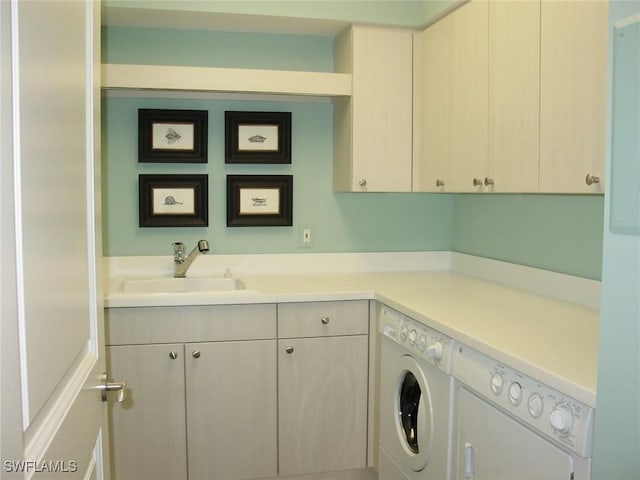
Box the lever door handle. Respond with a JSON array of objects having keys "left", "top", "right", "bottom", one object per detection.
[{"left": 99, "top": 372, "right": 127, "bottom": 403}]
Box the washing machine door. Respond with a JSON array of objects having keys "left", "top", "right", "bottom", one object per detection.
[{"left": 393, "top": 355, "right": 434, "bottom": 472}]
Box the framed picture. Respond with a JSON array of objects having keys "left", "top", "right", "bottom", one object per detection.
[
  {"left": 138, "top": 109, "right": 208, "bottom": 163},
  {"left": 227, "top": 175, "right": 293, "bottom": 227},
  {"left": 139, "top": 174, "right": 208, "bottom": 227},
  {"left": 225, "top": 111, "right": 291, "bottom": 164}
]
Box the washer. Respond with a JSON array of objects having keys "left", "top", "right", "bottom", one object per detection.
[
  {"left": 452, "top": 344, "right": 594, "bottom": 480},
  {"left": 377, "top": 305, "right": 457, "bottom": 480}
]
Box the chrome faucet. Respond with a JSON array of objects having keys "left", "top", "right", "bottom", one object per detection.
[{"left": 173, "top": 240, "right": 210, "bottom": 278}]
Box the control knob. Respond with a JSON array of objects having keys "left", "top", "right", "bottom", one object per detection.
[
  {"left": 417, "top": 335, "right": 427, "bottom": 352},
  {"left": 399, "top": 325, "right": 408, "bottom": 342},
  {"left": 528, "top": 393, "right": 544, "bottom": 418},
  {"left": 508, "top": 382, "right": 523, "bottom": 406},
  {"left": 550, "top": 403, "right": 574, "bottom": 435},
  {"left": 426, "top": 341, "right": 444, "bottom": 361},
  {"left": 408, "top": 329, "right": 418, "bottom": 345},
  {"left": 490, "top": 373, "right": 504, "bottom": 395}
]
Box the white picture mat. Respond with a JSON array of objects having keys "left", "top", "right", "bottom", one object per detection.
[
  {"left": 239, "top": 188, "right": 280, "bottom": 215},
  {"left": 152, "top": 122, "right": 195, "bottom": 150},
  {"left": 238, "top": 124, "right": 279, "bottom": 151},
  {"left": 152, "top": 188, "right": 195, "bottom": 214}
]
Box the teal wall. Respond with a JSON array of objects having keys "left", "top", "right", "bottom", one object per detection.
[
  {"left": 102, "top": 96, "right": 453, "bottom": 256},
  {"left": 102, "top": 17, "right": 604, "bottom": 280},
  {"left": 592, "top": 1, "right": 640, "bottom": 478},
  {"left": 453, "top": 195, "right": 604, "bottom": 280}
]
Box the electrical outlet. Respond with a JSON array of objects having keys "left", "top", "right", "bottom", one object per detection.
[{"left": 299, "top": 224, "right": 314, "bottom": 248}]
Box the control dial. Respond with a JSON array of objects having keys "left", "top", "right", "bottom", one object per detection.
[
  {"left": 408, "top": 329, "right": 418, "bottom": 345},
  {"left": 550, "top": 403, "right": 574, "bottom": 435},
  {"left": 490, "top": 373, "right": 504, "bottom": 395},
  {"left": 528, "top": 393, "right": 544, "bottom": 418},
  {"left": 508, "top": 382, "right": 523, "bottom": 406},
  {"left": 399, "top": 325, "right": 408, "bottom": 342},
  {"left": 417, "top": 335, "right": 427, "bottom": 352},
  {"left": 426, "top": 342, "right": 444, "bottom": 361}
]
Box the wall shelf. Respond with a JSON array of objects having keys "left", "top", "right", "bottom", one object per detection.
[{"left": 101, "top": 64, "right": 352, "bottom": 102}]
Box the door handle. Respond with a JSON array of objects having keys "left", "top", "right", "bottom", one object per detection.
[{"left": 99, "top": 372, "right": 127, "bottom": 403}]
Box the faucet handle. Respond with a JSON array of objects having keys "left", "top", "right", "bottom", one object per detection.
[{"left": 172, "top": 242, "right": 185, "bottom": 253}]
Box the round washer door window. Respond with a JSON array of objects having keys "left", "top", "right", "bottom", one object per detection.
[{"left": 394, "top": 355, "right": 434, "bottom": 472}]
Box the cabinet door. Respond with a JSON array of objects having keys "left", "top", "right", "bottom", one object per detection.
[
  {"left": 185, "top": 340, "right": 278, "bottom": 480},
  {"left": 488, "top": 0, "right": 540, "bottom": 192},
  {"left": 539, "top": 0, "right": 608, "bottom": 193},
  {"left": 278, "top": 335, "right": 369, "bottom": 476},
  {"left": 414, "top": 0, "right": 488, "bottom": 192},
  {"left": 107, "top": 344, "right": 187, "bottom": 480},
  {"left": 334, "top": 26, "right": 413, "bottom": 192}
]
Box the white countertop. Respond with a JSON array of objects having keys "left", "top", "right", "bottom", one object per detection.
[{"left": 103, "top": 252, "right": 600, "bottom": 408}]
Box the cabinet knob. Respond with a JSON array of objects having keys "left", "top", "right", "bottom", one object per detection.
[
  {"left": 484, "top": 177, "right": 495, "bottom": 186},
  {"left": 169, "top": 351, "right": 178, "bottom": 359},
  {"left": 473, "top": 178, "right": 483, "bottom": 187},
  {"left": 436, "top": 179, "right": 445, "bottom": 187},
  {"left": 585, "top": 174, "right": 600, "bottom": 186},
  {"left": 358, "top": 179, "right": 367, "bottom": 187},
  {"left": 285, "top": 346, "right": 294, "bottom": 354},
  {"left": 321, "top": 316, "right": 330, "bottom": 325},
  {"left": 192, "top": 350, "right": 201, "bottom": 359}
]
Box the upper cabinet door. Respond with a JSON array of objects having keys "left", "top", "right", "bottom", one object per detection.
[
  {"left": 540, "top": 0, "right": 608, "bottom": 193},
  {"left": 488, "top": 0, "right": 540, "bottom": 193},
  {"left": 413, "top": 0, "right": 488, "bottom": 193},
  {"left": 334, "top": 25, "right": 413, "bottom": 192}
]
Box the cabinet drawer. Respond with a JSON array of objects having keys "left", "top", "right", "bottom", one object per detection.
[
  {"left": 278, "top": 300, "right": 369, "bottom": 338},
  {"left": 105, "top": 304, "right": 277, "bottom": 345}
]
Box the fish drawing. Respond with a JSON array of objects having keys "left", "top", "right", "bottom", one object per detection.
[
  {"left": 251, "top": 197, "right": 267, "bottom": 207},
  {"left": 165, "top": 128, "right": 182, "bottom": 144},
  {"left": 248, "top": 134, "right": 267, "bottom": 143},
  {"left": 163, "top": 195, "right": 183, "bottom": 206}
]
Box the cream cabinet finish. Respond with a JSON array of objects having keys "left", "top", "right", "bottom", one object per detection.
[
  {"left": 108, "top": 343, "right": 188, "bottom": 480},
  {"left": 277, "top": 301, "right": 369, "bottom": 476},
  {"left": 106, "top": 304, "right": 278, "bottom": 480},
  {"left": 334, "top": 25, "right": 413, "bottom": 192},
  {"left": 539, "top": 0, "right": 608, "bottom": 193},
  {"left": 413, "top": 0, "right": 488, "bottom": 193},
  {"left": 487, "top": 0, "right": 540, "bottom": 193}
]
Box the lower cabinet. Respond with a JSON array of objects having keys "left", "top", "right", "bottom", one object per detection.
[
  {"left": 106, "top": 301, "right": 370, "bottom": 480},
  {"left": 107, "top": 340, "right": 278, "bottom": 480}
]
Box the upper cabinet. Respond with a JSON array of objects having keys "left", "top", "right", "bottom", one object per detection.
[
  {"left": 413, "top": 0, "right": 488, "bottom": 193},
  {"left": 539, "top": 0, "right": 608, "bottom": 193},
  {"left": 333, "top": 25, "right": 414, "bottom": 192},
  {"left": 414, "top": 0, "right": 607, "bottom": 194}
]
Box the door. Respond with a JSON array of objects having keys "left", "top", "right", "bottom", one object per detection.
[
  {"left": 1, "top": 1, "right": 110, "bottom": 478},
  {"left": 278, "top": 335, "right": 369, "bottom": 476},
  {"left": 107, "top": 344, "right": 187, "bottom": 480},
  {"left": 456, "top": 388, "right": 574, "bottom": 480},
  {"left": 186, "top": 340, "right": 278, "bottom": 480}
]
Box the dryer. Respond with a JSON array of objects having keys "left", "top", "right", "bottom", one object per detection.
[{"left": 377, "top": 305, "right": 457, "bottom": 480}]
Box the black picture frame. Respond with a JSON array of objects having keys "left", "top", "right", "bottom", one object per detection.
[
  {"left": 139, "top": 174, "right": 208, "bottom": 227},
  {"left": 225, "top": 111, "right": 291, "bottom": 164},
  {"left": 138, "top": 109, "right": 208, "bottom": 163},
  {"left": 227, "top": 175, "right": 293, "bottom": 227}
]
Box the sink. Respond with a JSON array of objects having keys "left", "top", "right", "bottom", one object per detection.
[{"left": 122, "top": 277, "right": 246, "bottom": 294}]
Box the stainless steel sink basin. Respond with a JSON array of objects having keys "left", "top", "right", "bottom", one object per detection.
[{"left": 122, "top": 277, "right": 246, "bottom": 294}]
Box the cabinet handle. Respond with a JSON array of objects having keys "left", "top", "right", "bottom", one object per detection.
[
  {"left": 436, "top": 179, "right": 445, "bottom": 187},
  {"left": 358, "top": 179, "right": 367, "bottom": 187},
  {"left": 585, "top": 174, "right": 600, "bottom": 186},
  {"left": 321, "top": 316, "right": 330, "bottom": 325},
  {"left": 169, "top": 351, "right": 178, "bottom": 359},
  {"left": 484, "top": 177, "right": 495, "bottom": 186},
  {"left": 192, "top": 350, "right": 201, "bottom": 359},
  {"left": 473, "top": 178, "right": 483, "bottom": 187},
  {"left": 285, "top": 346, "right": 294, "bottom": 354}
]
